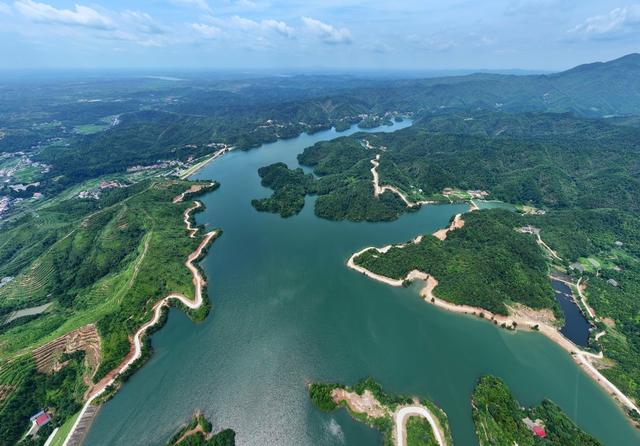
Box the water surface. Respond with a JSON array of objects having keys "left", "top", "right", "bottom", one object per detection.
[
  {"left": 552, "top": 279, "right": 592, "bottom": 347},
  {"left": 86, "top": 122, "right": 640, "bottom": 446}
]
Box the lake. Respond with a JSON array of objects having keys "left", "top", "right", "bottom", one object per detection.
[{"left": 85, "top": 121, "right": 640, "bottom": 445}]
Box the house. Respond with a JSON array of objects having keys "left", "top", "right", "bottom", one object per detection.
[
  {"left": 532, "top": 425, "right": 547, "bottom": 438},
  {"left": 607, "top": 278, "right": 619, "bottom": 287},
  {"left": 26, "top": 410, "right": 51, "bottom": 437},
  {"left": 30, "top": 410, "right": 51, "bottom": 427},
  {"left": 523, "top": 417, "right": 546, "bottom": 438}
]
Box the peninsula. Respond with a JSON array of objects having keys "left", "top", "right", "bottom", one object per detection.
[{"left": 309, "top": 378, "right": 453, "bottom": 446}]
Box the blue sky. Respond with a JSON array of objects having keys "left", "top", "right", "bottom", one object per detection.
[{"left": 0, "top": 0, "right": 639, "bottom": 71}]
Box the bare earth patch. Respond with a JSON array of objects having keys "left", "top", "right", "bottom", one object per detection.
[
  {"left": 33, "top": 324, "right": 101, "bottom": 379},
  {"left": 331, "top": 388, "right": 388, "bottom": 419},
  {"left": 507, "top": 303, "right": 557, "bottom": 326}
]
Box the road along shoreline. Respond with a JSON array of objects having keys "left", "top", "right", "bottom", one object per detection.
[
  {"left": 179, "top": 146, "right": 233, "bottom": 180},
  {"left": 61, "top": 190, "right": 219, "bottom": 446},
  {"left": 395, "top": 405, "right": 446, "bottom": 446},
  {"left": 346, "top": 218, "right": 640, "bottom": 424}
]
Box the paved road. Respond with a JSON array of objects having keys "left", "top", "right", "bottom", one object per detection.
[{"left": 396, "top": 406, "right": 445, "bottom": 446}]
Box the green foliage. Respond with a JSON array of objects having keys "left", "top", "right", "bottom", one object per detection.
[
  {"left": 166, "top": 414, "right": 235, "bottom": 446},
  {"left": 355, "top": 210, "right": 556, "bottom": 315},
  {"left": 251, "top": 163, "right": 316, "bottom": 217},
  {"left": 0, "top": 355, "right": 87, "bottom": 446},
  {"left": 406, "top": 416, "right": 438, "bottom": 446},
  {"left": 352, "top": 377, "right": 412, "bottom": 409},
  {"left": 472, "top": 376, "right": 602, "bottom": 446},
  {"left": 254, "top": 152, "right": 409, "bottom": 221},
  {"left": 309, "top": 378, "right": 450, "bottom": 446},
  {"left": 0, "top": 178, "right": 219, "bottom": 437},
  {"left": 472, "top": 376, "right": 534, "bottom": 446},
  {"left": 308, "top": 382, "right": 340, "bottom": 411},
  {"left": 299, "top": 137, "right": 409, "bottom": 221},
  {"left": 523, "top": 208, "right": 640, "bottom": 402}
]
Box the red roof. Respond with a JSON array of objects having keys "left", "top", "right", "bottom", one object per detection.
[
  {"left": 35, "top": 412, "right": 50, "bottom": 426},
  {"left": 532, "top": 426, "right": 546, "bottom": 438}
]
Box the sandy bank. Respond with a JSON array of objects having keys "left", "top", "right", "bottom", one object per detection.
[{"left": 346, "top": 223, "right": 640, "bottom": 422}]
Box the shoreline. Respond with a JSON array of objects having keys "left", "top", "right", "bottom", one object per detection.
[
  {"left": 331, "top": 388, "right": 447, "bottom": 446},
  {"left": 179, "top": 147, "right": 233, "bottom": 180},
  {"left": 346, "top": 219, "right": 640, "bottom": 424},
  {"left": 62, "top": 190, "right": 218, "bottom": 446}
]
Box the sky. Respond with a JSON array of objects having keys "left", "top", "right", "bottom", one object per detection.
[{"left": 0, "top": 0, "right": 639, "bottom": 71}]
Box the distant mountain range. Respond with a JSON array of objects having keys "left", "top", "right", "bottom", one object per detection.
[{"left": 355, "top": 53, "right": 640, "bottom": 118}]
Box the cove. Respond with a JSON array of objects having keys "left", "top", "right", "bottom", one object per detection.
[{"left": 84, "top": 121, "right": 640, "bottom": 446}]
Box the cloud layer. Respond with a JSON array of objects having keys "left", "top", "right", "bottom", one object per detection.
[
  {"left": 568, "top": 5, "right": 640, "bottom": 40},
  {"left": 302, "top": 16, "right": 352, "bottom": 44},
  {"left": 15, "top": 0, "right": 114, "bottom": 29},
  {"left": 0, "top": 0, "right": 638, "bottom": 70}
]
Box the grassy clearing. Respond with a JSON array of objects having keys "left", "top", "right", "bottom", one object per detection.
[
  {"left": 73, "top": 124, "right": 110, "bottom": 135},
  {"left": 406, "top": 415, "right": 438, "bottom": 446},
  {"left": 49, "top": 411, "right": 80, "bottom": 446}
]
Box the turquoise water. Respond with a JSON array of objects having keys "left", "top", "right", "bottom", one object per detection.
[{"left": 85, "top": 122, "right": 640, "bottom": 445}]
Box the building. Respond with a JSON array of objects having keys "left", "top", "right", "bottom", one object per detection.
[
  {"left": 26, "top": 410, "right": 51, "bottom": 437},
  {"left": 607, "top": 278, "right": 619, "bottom": 287},
  {"left": 532, "top": 425, "right": 547, "bottom": 438},
  {"left": 523, "top": 417, "right": 546, "bottom": 438}
]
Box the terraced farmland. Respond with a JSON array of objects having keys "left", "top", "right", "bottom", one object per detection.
[{"left": 0, "top": 177, "right": 220, "bottom": 443}]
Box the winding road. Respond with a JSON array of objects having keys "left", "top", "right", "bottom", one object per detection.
[
  {"left": 61, "top": 195, "right": 217, "bottom": 446},
  {"left": 370, "top": 154, "right": 434, "bottom": 208},
  {"left": 396, "top": 406, "right": 446, "bottom": 446}
]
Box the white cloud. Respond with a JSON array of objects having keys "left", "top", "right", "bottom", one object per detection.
[
  {"left": 169, "top": 0, "right": 210, "bottom": 12},
  {"left": 204, "top": 15, "right": 295, "bottom": 39},
  {"left": 191, "top": 22, "right": 222, "bottom": 39},
  {"left": 227, "top": 15, "right": 259, "bottom": 31},
  {"left": 14, "top": 0, "right": 115, "bottom": 30},
  {"left": 122, "top": 10, "right": 167, "bottom": 35},
  {"left": 0, "top": 2, "right": 11, "bottom": 14},
  {"left": 262, "top": 19, "right": 294, "bottom": 38},
  {"left": 301, "top": 16, "right": 351, "bottom": 44},
  {"left": 568, "top": 5, "right": 640, "bottom": 39}
]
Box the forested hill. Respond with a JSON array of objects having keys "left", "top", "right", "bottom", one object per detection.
[
  {"left": 372, "top": 112, "right": 640, "bottom": 212},
  {"left": 3, "top": 53, "right": 640, "bottom": 203},
  {"left": 346, "top": 53, "right": 640, "bottom": 118}
]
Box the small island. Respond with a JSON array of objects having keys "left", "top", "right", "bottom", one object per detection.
[
  {"left": 472, "top": 375, "right": 602, "bottom": 446},
  {"left": 309, "top": 377, "right": 453, "bottom": 446},
  {"left": 166, "top": 412, "right": 235, "bottom": 446},
  {"left": 251, "top": 162, "right": 316, "bottom": 218}
]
